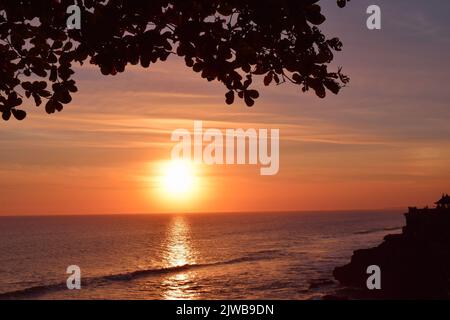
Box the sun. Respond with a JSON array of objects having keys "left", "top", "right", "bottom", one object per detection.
[{"left": 160, "top": 160, "right": 197, "bottom": 199}]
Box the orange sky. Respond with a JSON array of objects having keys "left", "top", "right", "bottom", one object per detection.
[{"left": 1, "top": 1, "right": 450, "bottom": 215}]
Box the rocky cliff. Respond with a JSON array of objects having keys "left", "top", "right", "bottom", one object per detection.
[{"left": 333, "top": 206, "right": 450, "bottom": 299}]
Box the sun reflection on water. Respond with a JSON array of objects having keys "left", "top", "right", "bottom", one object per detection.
[{"left": 162, "top": 216, "right": 198, "bottom": 300}]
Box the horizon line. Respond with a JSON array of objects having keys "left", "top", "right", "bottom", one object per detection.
[{"left": 0, "top": 207, "right": 407, "bottom": 218}]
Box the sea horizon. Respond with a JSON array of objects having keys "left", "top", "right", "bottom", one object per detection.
[{"left": 0, "top": 207, "right": 406, "bottom": 218}]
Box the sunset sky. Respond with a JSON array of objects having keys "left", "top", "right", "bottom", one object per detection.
[{"left": 1, "top": 0, "right": 450, "bottom": 215}]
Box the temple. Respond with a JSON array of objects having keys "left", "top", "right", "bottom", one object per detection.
[
  {"left": 403, "top": 194, "right": 450, "bottom": 241},
  {"left": 407, "top": 193, "right": 450, "bottom": 215},
  {"left": 435, "top": 193, "right": 450, "bottom": 209}
]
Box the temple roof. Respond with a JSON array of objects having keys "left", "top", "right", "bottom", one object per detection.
[{"left": 435, "top": 194, "right": 450, "bottom": 205}]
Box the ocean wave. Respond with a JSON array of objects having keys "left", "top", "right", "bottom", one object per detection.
[
  {"left": 353, "top": 226, "right": 402, "bottom": 235},
  {"left": 0, "top": 249, "right": 282, "bottom": 299}
]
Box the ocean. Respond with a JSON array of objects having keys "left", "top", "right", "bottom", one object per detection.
[{"left": 0, "top": 211, "right": 404, "bottom": 300}]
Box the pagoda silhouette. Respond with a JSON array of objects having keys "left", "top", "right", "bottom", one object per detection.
[{"left": 435, "top": 194, "right": 450, "bottom": 209}]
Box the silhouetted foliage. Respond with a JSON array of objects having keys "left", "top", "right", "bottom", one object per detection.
[{"left": 0, "top": 0, "right": 350, "bottom": 121}]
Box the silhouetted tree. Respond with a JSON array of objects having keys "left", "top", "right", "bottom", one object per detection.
[{"left": 0, "top": 0, "right": 350, "bottom": 121}]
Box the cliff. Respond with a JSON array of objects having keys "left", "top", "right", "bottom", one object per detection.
[{"left": 333, "top": 205, "right": 450, "bottom": 299}]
